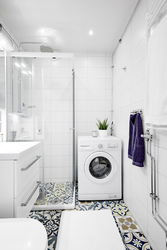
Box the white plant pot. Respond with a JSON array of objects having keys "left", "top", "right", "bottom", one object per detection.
[{"left": 99, "top": 130, "right": 108, "bottom": 137}]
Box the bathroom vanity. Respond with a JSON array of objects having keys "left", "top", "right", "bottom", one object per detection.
[{"left": 0, "top": 142, "right": 41, "bottom": 218}]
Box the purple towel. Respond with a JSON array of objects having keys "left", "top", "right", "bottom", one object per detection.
[{"left": 128, "top": 113, "right": 145, "bottom": 167}]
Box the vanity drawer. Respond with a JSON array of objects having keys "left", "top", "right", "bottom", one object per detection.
[
  {"left": 14, "top": 150, "right": 41, "bottom": 198},
  {"left": 14, "top": 173, "right": 40, "bottom": 218}
]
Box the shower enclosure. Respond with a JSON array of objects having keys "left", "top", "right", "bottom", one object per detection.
[{"left": 6, "top": 52, "right": 76, "bottom": 210}]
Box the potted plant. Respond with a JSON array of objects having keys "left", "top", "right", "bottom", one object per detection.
[{"left": 96, "top": 118, "right": 109, "bottom": 137}]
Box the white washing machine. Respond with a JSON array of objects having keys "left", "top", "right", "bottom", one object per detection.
[{"left": 78, "top": 136, "right": 122, "bottom": 201}]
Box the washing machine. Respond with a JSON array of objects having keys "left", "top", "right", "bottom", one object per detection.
[{"left": 78, "top": 136, "right": 122, "bottom": 201}]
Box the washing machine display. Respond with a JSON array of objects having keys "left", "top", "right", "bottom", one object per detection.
[
  {"left": 89, "top": 156, "right": 111, "bottom": 179},
  {"left": 78, "top": 136, "right": 122, "bottom": 201}
]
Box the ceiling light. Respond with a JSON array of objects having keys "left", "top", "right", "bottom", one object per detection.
[
  {"left": 89, "top": 30, "right": 93, "bottom": 35},
  {"left": 28, "top": 71, "right": 32, "bottom": 75}
]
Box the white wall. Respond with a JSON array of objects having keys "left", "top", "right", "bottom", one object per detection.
[
  {"left": 75, "top": 52, "right": 112, "bottom": 176},
  {"left": 112, "top": 1, "right": 167, "bottom": 250}
]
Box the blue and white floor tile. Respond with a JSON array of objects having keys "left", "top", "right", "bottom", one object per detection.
[
  {"left": 29, "top": 183, "right": 153, "bottom": 250},
  {"left": 123, "top": 232, "right": 152, "bottom": 250},
  {"left": 34, "top": 182, "right": 74, "bottom": 206}
]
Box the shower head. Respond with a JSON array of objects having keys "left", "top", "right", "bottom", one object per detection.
[{"left": 40, "top": 45, "right": 54, "bottom": 53}]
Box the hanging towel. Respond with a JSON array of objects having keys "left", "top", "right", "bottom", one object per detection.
[
  {"left": 128, "top": 113, "right": 145, "bottom": 167},
  {"left": 145, "top": 14, "right": 167, "bottom": 125}
]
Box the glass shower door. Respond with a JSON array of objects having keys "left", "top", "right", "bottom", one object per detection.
[
  {"left": 31, "top": 57, "right": 75, "bottom": 209},
  {"left": 6, "top": 53, "right": 75, "bottom": 210}
]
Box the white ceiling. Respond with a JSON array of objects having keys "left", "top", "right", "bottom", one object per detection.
[{"left": 0, "top": 0, "right": 138, "bottom": 53}]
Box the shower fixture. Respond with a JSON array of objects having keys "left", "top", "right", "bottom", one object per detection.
[
  {"left": 18, "top": 42, "right": 54, "bottom": 53},
  {"left": 19, "top": 42, "right": 43, "bottom": 51},
  {"left": 40, "top": 45, "right": 54, "bottom": 53}
]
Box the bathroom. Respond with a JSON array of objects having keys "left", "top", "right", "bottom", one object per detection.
[{"left": 0, "top": 0, "right": 167, "bottom": 249}]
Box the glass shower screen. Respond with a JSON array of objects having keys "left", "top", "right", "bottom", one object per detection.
[{"left": 7, "top": 53, "right": 75, "bottom": 210}]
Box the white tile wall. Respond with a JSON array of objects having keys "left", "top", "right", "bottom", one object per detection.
[
  {"left": 75, "top": 52, "right": 112, "bottom": 139},
  {"left": 113, "top": 1, "right": 167, "bottom": 249},
  {"left": 33, "top": 58, "right": 72, "bottom": 182}
]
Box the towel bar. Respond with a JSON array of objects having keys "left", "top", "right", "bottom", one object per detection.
[{"left": 130, "top": 109, "right": 143, "bottom": 114}]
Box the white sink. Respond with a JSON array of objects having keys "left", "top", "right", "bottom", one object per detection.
[{"left": 0, "top": 142, "right": 41, "bottom": 160}]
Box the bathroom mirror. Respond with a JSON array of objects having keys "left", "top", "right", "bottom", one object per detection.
[
  {"left": 0, "top": 50, "right": 5, "bottom": 110},
  {"left": 12, "top": 57, "right": 33, "bottom": 114}
]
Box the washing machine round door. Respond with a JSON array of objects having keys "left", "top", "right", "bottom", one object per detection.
[{"left": 84, "top": 152, "right": 117, "bottom": 184}]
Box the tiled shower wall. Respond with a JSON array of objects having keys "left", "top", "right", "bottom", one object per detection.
[
  {"left": 75, "top": 52, "right": 112, "bottom": 177},
  {"left": 33, "top": 58, "right": 73, "bottom": 183},
  {"left": 112, "top": 0, "right": 167, "bottom": 249}
]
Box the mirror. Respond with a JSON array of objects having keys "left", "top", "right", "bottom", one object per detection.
[{"left": 12, "top": 57, "right": 33, "bottom": 114}]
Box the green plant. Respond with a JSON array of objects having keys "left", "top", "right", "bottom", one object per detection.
[{"left": 96, "top": 118, "right": 109, "bottom": 130}]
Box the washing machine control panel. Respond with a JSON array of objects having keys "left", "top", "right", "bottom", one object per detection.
[
  {"left": 108, "top": 143, "right": 118, "bottom": 148},
  {"left": 97, "top": 142, "right": 119, "bottom": 150}
]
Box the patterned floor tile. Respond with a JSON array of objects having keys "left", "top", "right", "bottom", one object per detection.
[
  {"left": 29, "top": 182, "right": 153, "bottom": 250},
  {"left": 43, "top": 220, "right": 60, "bottom": 237},
  {"left": 47, "top": 236, "right": 57, "bottom": 250},
  {"left": 111, "top": 202, "right": 131, "bottom": 217},
  {"left": 43, "top": 210, "right": 62, "bottom": 220},
  {"left": 116, "top": 216, "right": 141, "bottom": 233},
  {"left": 123, "top": 232, "right": 153, "bottom": 250},
  {"left": 34, "top": 181, "right": 74, "bottom": 206},
  {"left": 28, "top": 210, "right": 45, "bottom": 223}
]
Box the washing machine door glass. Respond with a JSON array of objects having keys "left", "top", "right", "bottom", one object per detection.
[
  {"left": 84, "top": 152, "right": 117, "bottom": 184},
  {"left": 89, "top": 157, "right": 111, "bottom": 179}
]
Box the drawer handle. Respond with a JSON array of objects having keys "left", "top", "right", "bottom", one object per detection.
[
  {"left": 21, "top": 156, "right": 41, "bottom": 171},
  {"left": 21, "top": 181, "right": 41, "bottom": 207}
]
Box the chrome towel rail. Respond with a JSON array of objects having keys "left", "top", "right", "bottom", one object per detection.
[
  {"left": 141, "top": 130, "right": 167, "bottom": 249},
  {"left": 130, "top": 109, "right": 143, "bottom": 115}
]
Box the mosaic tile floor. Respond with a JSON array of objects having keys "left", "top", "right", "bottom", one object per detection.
[
  {"left": 34, "top": 182, "right": 74, "bottom": 206},
  {"left": 29, "top": 184, "right": 153, "bottom": 250}
]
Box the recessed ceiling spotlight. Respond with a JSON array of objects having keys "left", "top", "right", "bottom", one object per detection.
[{"left": 89, "top": 30, "right": 93, "bottom": 35}]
